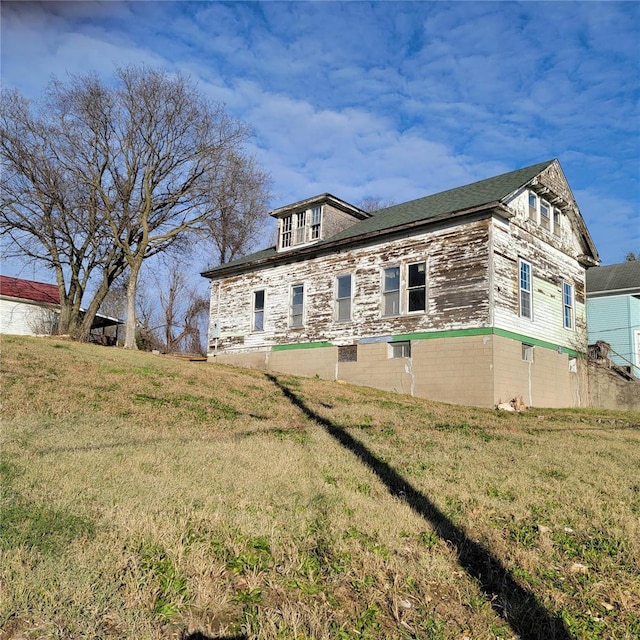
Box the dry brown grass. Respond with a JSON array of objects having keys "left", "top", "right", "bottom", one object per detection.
[{"left": 1, "top": 335, "right": 639, "bottom": 639}]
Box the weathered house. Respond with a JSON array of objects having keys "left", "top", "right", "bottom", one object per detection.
[
  {"left": 202, "top": 160, "right": 599, "bottom": 408},
  {"left": 586, "top": 261, "right": 640, "bottom": 378},
  {"left": 0, "top": 275, "right": 123, "bottom": 342}
]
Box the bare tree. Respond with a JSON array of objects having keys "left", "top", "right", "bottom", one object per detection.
[
  {"left": 200, "top": 150, "right": 272, "bottom": 264},
  {"left": 1, "top": 67, "right": 269, "bottom": 347},
  {"left": 0, "top": 88, "right": 128, "bottom": 339},
  {"left": 137, "top": 264, "right": 208, "bottom": 354},
  {"left": 357, "top": 196, "right": 395, "bottom": 213}
]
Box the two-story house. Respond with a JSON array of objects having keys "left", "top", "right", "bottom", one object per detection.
[{"left": 201, "top": 160, "right": 599, "bottom": 408}]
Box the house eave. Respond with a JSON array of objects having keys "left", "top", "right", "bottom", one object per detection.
[{"left": 202, "top": 202, "right": 505, "bottom": 280}]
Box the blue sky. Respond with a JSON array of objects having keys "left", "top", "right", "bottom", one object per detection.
[{"left": 1, "top": 0, "right": 639, "bottom": 275}]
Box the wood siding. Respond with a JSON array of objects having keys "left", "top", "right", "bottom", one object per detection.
[
  {"left": 491, "top": 217, "right": 587, "bottom": 351},
  {"left": 209, "top": 219, "right": 492, "bottom": 353}
]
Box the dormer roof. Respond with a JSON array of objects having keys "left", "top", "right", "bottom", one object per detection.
[{"left": 269, "top": 193, "right": 369, "bottom": 221}]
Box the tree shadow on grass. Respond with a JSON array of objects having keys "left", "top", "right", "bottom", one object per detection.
[{"left": 267, "top": 374, "right": 573, "bottom": 640}]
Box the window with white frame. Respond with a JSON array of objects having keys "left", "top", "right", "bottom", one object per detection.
[
  {"left": 528, "top": 192, "right": 538, "bottom": 220},
  {"left": 389, "top": 341, "right": 411, "bottom": 358},
  {"left": 382, "top": 266, "right": 400, "bottom": 316},
  {"left": 279, "top": 206, "right": 323, "bottom": 249},
  {"left": 528, "top": 190, "right": 562, "bottom": 236},
  {"left": 281, "top": 215, "right": 293, "bottom": 248},
  {"left": 407, "top": 262, "right": 427, "bottom": 312},
  {"left": 290, "top": 284, "right": 304, "bottom": 327},
  {"left": 562, "top": 281, "right": 574, "bottom": 329},
  {"left": 310, "top": 206, "right": 322, "bottom": 240},
  {"left": 519, "top": 259, "right": 533, "bottom": 319},
  {"left": 336, "top": 274, "right": 352, "bottom": 322},
  {"left": 522, "top": 343, "right": 534, "bottom": 362},
  {"left": 294, "top": 210, "right": 307, "bottom": 245},
  {"left": 253, "top": 289, "right": 265, "bottom": 331},
  {"left": 539, "top": 200, "right": 551, "bottom": 231},
  {"left": 553, "top": 208, "right": 561, "bottom": 236}
]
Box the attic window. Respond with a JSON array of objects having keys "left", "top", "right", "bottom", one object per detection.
[
  {"left": 528, "top": 192, "right": 538, "bottom": 220},
  {"left": 279, "top": 207, "right": 323, "bottom": 249},
  {"left": 540, "top": 200, "right": 550, "bottom": 231},
  {"left": 527, "top": 190, "right": 560, "bottom": 236},
  {"left": 553, "top": 208, "right": 561, "bottom": 236}
]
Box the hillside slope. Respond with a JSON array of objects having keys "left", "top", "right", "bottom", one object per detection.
[{"left": 1, "top": 336, "right": 639, "bottom": 639}]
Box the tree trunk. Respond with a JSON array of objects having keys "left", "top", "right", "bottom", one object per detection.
[{"left": 123, "top": 260, "right": 143, "bottom": 349}]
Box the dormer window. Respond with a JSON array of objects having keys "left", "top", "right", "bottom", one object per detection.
[
  {"left": 294, "top": 211, "right": 306, "bottom": 244},
  {"left": 279, "top": 206, "right": 324, "bottom": 250},
  {"left": 281, "top": 215, "right": 293, "bottom": 248},
  {"left": 310, "top": 206, "right": 322, "bottom": 239}
]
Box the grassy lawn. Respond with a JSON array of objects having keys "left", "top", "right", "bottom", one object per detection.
[{"left": 1, "top": 335, "right": 639, "bottom": 639}]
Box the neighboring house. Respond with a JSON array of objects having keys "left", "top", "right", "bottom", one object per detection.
[
  {"left": 0, "top": 275, "right": 122, "bottom": 342},
  {"left": 586, "top": 261, "right": 640, "bottom": 378},
  {"left": 202, "top": 159, "right": 599, "bottom": 408}
]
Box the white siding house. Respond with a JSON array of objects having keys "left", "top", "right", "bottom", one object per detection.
[{"left": 202, "top": 160, "right": 599, "bottom": 408}]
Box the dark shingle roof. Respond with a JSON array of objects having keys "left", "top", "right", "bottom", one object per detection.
[
  {"left": 202, "top": 160, "right": 555, "bottom": 278},
  {"left": 586, "top": 261, "right": 640, "bottom": 294},
  {"left": 328, "top": 160, "right": 554, "bottom": 243}
]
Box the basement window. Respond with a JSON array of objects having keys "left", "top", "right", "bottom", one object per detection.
[
  {"left": 338, "top": 345, "right": 358, "bottom": 362},
  {"left": 389, "top": 341, "right": 411, "bottom": 358},
  {"left": 522, "top": 343, "right": 534, "bottom": 363}
]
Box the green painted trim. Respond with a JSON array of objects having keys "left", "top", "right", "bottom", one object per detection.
[
  {"left": 269, "top": 327, "right": 581, "bottom": 357},
  {"left": 272, "top": 341, "right": 333, "bottom": 352},
  {"left": 393, "top": 327, "right": 492, "bottom": 342},
  {"left": 491, "top": 328, "right": 580, "bottom": 356},
  {"left": 393, "top": 327, "right": 580, "bottom": 357}
]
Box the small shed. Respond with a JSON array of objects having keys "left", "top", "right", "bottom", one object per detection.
[{"left": 0, "top": 275, "right": 123, "bottom": 343}]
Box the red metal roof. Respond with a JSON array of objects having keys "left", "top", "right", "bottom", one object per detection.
[{"left": 0, "top": 275, "right": 60, "bottom": 305}]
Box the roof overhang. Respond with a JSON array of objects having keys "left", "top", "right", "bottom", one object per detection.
[
  {"left": 203, "top": 202, "right": 504, "bottom": 280},
  {"left": 269, "top": 193, "right": 370, "bottom": 221}
]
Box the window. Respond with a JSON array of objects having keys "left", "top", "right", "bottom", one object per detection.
[
  {"left": 281, "top": 215, "right": 293, "bottom": 248},
  {"left": 563, "top": 281, "right": 574, "bottom": 329},
  {"left": 338, "top": 345, "right": 358, "bottom": 362},
  {"left": 383, "top": 266, "right": 400, "bottom": 316},
  {"left": 290, "top": 284, "right": 304, "bottom": 327},
  {"left": 522, "top": 343, "right": 534, "bottom": 362},
  {"left": 294, "top": 211, "right": 307, "bottom": 245},
  {"left": 310, "top": 206, "right": 322, "bottom": 240},
  {"left": 553, "top": 208, "right": 561, "bottom": 236},
  {"left": 540, "top": 200, "right": 550, "bottom": 231},
  {"left": 407, "top": 262, "right": 426, "bottom": 312},
  {"left": 519, "top": 259, "right": 532, "bottom": 319},
  {"left": 528, "top": 191, "right": 538, "bottom": 220},
  {"left": 279, "top": 207, "right": 323, "bottom": 249},
  {"left": 390, "top": 341, "right": 411, "bottom": 358},
  {"left": 253, "top": 290, "right": 265, "bottom": 331},
  {"left": 336, "top": 274, "right": 352, "bottom": 322}
]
